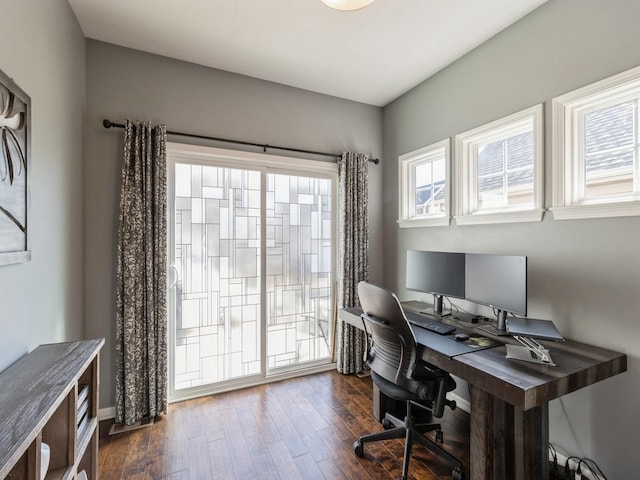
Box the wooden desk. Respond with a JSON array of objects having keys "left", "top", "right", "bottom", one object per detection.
[{"left": 339, "top": 304, "right": 627, "bottom": 480}]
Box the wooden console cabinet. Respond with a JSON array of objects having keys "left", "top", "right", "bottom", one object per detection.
[{"left": 0, "top": 339, "right": 104, "bottom": 480}]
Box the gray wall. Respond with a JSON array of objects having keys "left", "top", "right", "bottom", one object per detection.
[
  {"left": 0, "top": 1, "right": 85, "bottom": 372},
  {"left": 383, "top": 0, "right": 640, "bottom": 476},
  {"left": 84, "top": 40, "right": 384, "bottom": 409}
]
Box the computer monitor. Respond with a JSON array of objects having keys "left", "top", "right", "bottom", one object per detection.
[
  {"left": 405, "top": 250, "right": 465, "bottom": 316},
  {"left": 465, "top": 253, "right": 527, "bottom": 335}
]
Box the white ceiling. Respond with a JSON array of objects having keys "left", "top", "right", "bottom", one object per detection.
[{"left": 68, "top": 0, "right": 547, "bottom": 107}]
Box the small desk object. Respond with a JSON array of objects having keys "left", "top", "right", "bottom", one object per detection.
[{"left": 339, "top": 303, "right": 627, "bottom": 480}]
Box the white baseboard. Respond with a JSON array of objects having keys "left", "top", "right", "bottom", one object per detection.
[
  {"left": 100, "top": 393, "right": 470, "bottom": 420},
  {"left": 98, "top": 406, "right": 115, "bottom": 421}
]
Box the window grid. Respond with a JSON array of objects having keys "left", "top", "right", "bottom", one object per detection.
[
  {"left": 579, "top": 98, "right": 639, "bottom": 201},
  {"left": 475, "top": 132, "right": 535, "bottom": 212},
  {"left": 455, "top": 104, "right": 544, "bottom": 225},
  {"left": 398, "top": 139, "right": 451, "bottom": 228},
  {"left": 552, "top": 65, "right": 640, "bottom": 219}
]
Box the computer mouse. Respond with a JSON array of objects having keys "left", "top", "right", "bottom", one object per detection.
[{"left": 454, "top": 333, "right": 470, "bottom": 342}]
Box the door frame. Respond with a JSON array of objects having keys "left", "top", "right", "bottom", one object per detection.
[{"left": 167, "top": 143, "right": 338, "bottom": 403}]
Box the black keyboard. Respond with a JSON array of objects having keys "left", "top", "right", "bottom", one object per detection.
[{"left": 405, "top": 311, "right": 456, "bottom": 335}]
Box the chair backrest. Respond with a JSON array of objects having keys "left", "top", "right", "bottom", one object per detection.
[{"left": 357, "top": 281, "right": 419, "bottom": 389}]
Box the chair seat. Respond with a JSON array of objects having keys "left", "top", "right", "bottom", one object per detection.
[{"left": 370, "top": 370, "right": 416, "bottom": 402}]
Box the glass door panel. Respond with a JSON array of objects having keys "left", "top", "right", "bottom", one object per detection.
[
  {"left": 173, "top": 163, "right": 262, "bottom": 391},
  {"left": 265, "top": 173, "right": 333, "bottom": 371}
]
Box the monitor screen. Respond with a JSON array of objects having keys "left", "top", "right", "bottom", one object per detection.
[
  {"left": 406, "top": 250, "right": 465, "bottom": 315},
  {"left": 465, "top": 253, "right": 527, "bottom": 318}
]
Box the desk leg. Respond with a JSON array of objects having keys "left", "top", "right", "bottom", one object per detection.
[
  {"left": 469, "top": 387, "right": 549, "bottom": 480},
  {"left": 513, "top": 403, "right": 549, "bottom": 480},
  {"left": 469, "top": 387, "right": 496, "bottom": 479}
]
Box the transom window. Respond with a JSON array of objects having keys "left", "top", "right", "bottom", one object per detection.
[
  {"left": 552, "top": 66, "right": 640, "bottom": 219},
  {"left": 455, "top": 104, "right": 544, "bottom": 225},
  {"left": 398, "top": 139, "right": 451, "bottom": 228}
]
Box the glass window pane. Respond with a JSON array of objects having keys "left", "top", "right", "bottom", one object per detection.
[
  {"left": 413, "top": 159, "right": 446, "bottom": 217},
  {"left": 432, "top": 158, "right": 446, "bottom": 183},
  {"left": 585, "top": 149, "right": 634, "bottom": 174},
  {"left": 477, "top": 141, "right": 504, "bottom": 177},
  {"left": 507, "top": 168, "right": 534, "bottom": 190},
  {"left": 475, "top": 133, "right": 535, "bottom": 212},
  {"left": 415, "top": 185, "right": 431, "bottom": 215},
  {"left": 585, "top": 149, "right": 635, "bottom": 198},
  {"left": 507, "top": 169, "right": 534, "bottom": 207},
  {"left": 414, "top": 162, "right": 432, "bottom": 215},
  {"left": 506, "top": 131, "right": 534, "bottom": 170},
  {"left": 584, "top": 101, "right": 634, "bottom": 155},
  {"left": 415, "top": 162, "right": 432, "bottom": 187},
  {"left": 477, "top": 174, "right": 504, "bottom": 210},
  {"left": 478, "top": 174, "right": 503, "bottom": 194}
]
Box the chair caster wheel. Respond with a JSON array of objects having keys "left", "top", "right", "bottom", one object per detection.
[
  {"left": 435, "top": 430, "right": 443, "bottom": 443},
  {"left": 381, "top": 417, "right": 391, "bottom": 429},
  {"left": 452, "top": 467, "right": 464, "bottom": 480},
  {"left": 353, "top": 440, "right": 364, "bottom": 457}
]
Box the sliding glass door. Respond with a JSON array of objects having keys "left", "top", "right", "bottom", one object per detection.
[
  {"left": 168, "top": 145, "right": 336, "bottom": 401},
  {"left": 265, "top": 173, "right": 334, "bottom": 371}
]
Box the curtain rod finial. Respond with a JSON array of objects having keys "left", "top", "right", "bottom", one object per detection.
[{"left": 103, "top": 119, "right": 113, "bottom": 128}]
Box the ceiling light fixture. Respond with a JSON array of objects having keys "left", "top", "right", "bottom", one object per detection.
[{"left": 320, "top": 0, "right": 376, "bottom": 11}]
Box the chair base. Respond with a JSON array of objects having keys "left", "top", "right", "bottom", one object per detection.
[{"left": 353, "top": 402, "right": 464, "bottom": 480}]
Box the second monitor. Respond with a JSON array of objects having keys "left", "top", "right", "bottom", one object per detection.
[
  {"left": 406, "top": 250, "right": 465, "bottom": 316},
  {"left": 465, "top": 253, "right": 527, "bottom": 335}
]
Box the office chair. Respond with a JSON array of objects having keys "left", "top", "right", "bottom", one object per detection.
[{"left": 353, "top": 281, "right": 464, "bottom": 480}]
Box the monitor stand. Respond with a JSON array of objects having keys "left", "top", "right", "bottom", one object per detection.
[
  {"left": 420, "top": 294, "right": 451, "bottom": 317},
  {"left": 477, "top": 310, "right": 510, "bottom": 336}
]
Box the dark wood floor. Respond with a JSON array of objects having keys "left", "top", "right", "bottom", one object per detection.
[{"left": 98, "top": 371, "right": 470, "bottom": 479}]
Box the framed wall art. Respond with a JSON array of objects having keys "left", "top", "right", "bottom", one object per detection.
[{"left": 0, "top": 68, "right": 30, "bottom": 265}]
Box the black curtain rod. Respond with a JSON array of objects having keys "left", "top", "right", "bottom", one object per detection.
[{"left": 102, "top": 119, "right": 379, "bottom": 165}]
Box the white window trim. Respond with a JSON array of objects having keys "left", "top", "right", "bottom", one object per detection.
[
  {"left": 398, "top": 138, "right": 451, "bottom": 228},
  {"left": 454, "top": 104, "right": 545, "bottom": 225},
  {"left": 551, "top": 65, "right": 640, "bottom": 220}
]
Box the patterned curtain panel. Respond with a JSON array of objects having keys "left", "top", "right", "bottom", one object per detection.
[
  {"left": 115, "top": 120, "right": 168, "bottom": 425},
  {"left": 337, "top": 152, "right": 369, "bottom": 374}
]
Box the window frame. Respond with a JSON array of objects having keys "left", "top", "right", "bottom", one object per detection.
[
  {"left": 398, "top": 138, "right": 451, "bottom": 228},
  {"left": 552, "top": 65, "right": 640, "bottom": 220},
  {"left": 166, "top": 142, "right": 338, "bottom": 402},
  {"left": 454, "top": 104, "right": 545, "bottom": 225}
]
